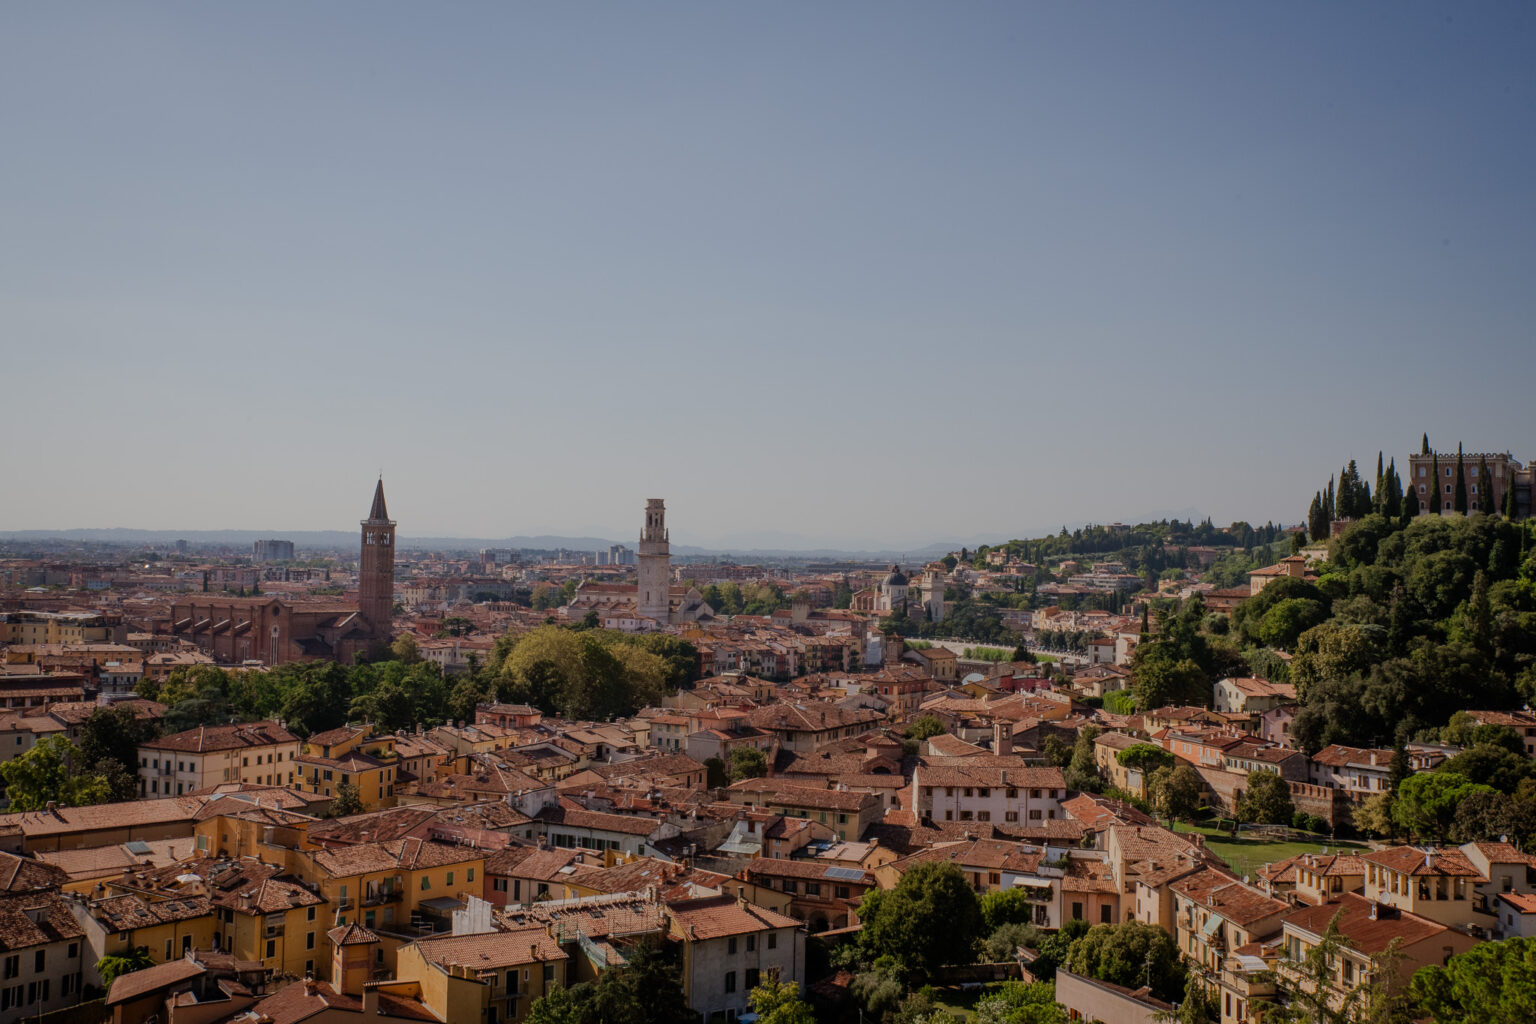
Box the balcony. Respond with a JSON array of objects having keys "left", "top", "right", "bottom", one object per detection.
[
  {"left": 362, "top": 889, "right": 402, "bottom": 907},
  {"left": 265, "top": 924, "right": 285, "bottom": 938},
  {"left": 335, "top": 898, "right": 354, "bottom": 911}
]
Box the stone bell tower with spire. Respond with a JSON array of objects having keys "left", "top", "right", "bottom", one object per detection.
[
  {"left": 637, "top": 498, "right": 671, "bottom": 624},
  {"left": 358, "top": 478, "right": 396, "bottom": 642}
]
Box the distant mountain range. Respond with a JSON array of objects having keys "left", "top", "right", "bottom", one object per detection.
[{"left": 0, "top": 507, "right": 1213, "bottom": 560}]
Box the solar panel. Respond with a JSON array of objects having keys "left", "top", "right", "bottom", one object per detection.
[
  {"left": 125, "top": 841, "right": 152, "bottom": 855},
  {"left": 823, "top": 866, "right": 865, "bottom": 881}
]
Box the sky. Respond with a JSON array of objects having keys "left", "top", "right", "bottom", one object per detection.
[{"left": 2, "top": 3, "right": 1533, "bottom": 550}]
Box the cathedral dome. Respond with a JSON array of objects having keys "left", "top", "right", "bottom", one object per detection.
[{"left": 883, "top": 565, "right": 908, "bottom": 587}]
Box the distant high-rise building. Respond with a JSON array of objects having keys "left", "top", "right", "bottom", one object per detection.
[
  {"left": 253, "top": 539, "right": 296, "bottom": 562},
  {"left": 637, "top": 499, "right": 671, "bottom": 622},
  {"left": 610, "top": 543, "right": 635, "bottom": 566},
  {"left": 359, "top": 478, "right": 396, "bottom": 641}
]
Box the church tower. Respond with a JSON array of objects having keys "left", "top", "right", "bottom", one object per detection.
[
  {"left": 637, "top": 498, "right": 671, "bottom": 624},
  {"left": 358, "top": 478, "right": 396, "bottom": 641}
]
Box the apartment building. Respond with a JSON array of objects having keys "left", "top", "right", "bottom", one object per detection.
[{"left": 137, "top": 721, "right": 300, "bottom": 797}]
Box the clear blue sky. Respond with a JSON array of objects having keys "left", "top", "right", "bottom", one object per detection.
[{"left": 3, "top": 3, "right": 1532, "bottom": 549}]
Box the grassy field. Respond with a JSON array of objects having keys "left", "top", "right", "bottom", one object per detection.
[{"left": 1172, "top": 822, "right": 1371, "bottom": 881}]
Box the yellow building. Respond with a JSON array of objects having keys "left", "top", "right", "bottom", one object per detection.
[
  {"left": 295, "top": 725, "right": 401, "bottom": 811},
  {"left": 95, "top": 856, "right": 326, "bottom": 980},
  {"left": 193, "top": 806, "right": 316, "bottom": 861},
  {"left": 291, "top": 838, "right": 486, "bottom": 973},
  {"left": 397, "top": 926, "right": 568, "bottom": 1024},
  {"left": 76, "top": 893, "right": 219, "bottom": 971},
  {"left": 0, "top": 611, "right": 125, "bottom": 646}
]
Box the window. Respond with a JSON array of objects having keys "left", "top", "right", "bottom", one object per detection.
[
  {"left": 746, "top": 968, "right": 761, "bottom": 990},
  {"left": 33, "top": 952, "right": 42, "bottom": 973},
  {"left": 728, "top": 937, "right": 737, "bottom": 955},
  {"left": 977, "top": 811, "right": 991, "bottom": 822},
  {"left": 1004, "top": 811, "right": 1019, "bottom": 822},
  {"left": 806, "top": 883, "right": 821, "bottom": 896},
  {"left": 265, "top": 940, "right": 275, "bottom": 958},
  {"left": 1072, "top": 902, "right": 1084, "bottom": 920},
  {"left": 447, "top": 871, "right": 455, "bottom": 886},
  {"left": 308, "top": 906, "right": 316, "bottom": 921},
  {"left": 421, "top": 876, "right": 431, "bottom": 891},
  {"left": 724, "top": 971, "right": 737, "bottom": 993},
  {"left": 307, "top": 932, "right": 315, "bottom": 949},
  {"left": 1101, "top": 905, "right": 1112, "bottom": 923},
  {"left": 768, "top": 933, "right": 777, "bottom": 950},
  {"left": 467, "top": 868, "right": 475, "bottom": 882},
  {"left": 746, "top": 935, "right": 756, "bottom": 952}
]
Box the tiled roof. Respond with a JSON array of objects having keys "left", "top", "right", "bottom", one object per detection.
[
  {"left": 106, "top": 957, "right": 204, "bottom": 1006},
  {"left": 1171, "top": 869, "right": 1288, "bottom": 927},
  {"left": 0, "top": 892, "right": 84, "bottom": 952},
  {"left": 413, "top": 926, "right": 567, "bottom": 970},
  {"left": 1283, "top": 892, "right": 1447, "bottom": 953},
  {"left": 1362, "top": 846, "right": 1483, "bottom": 879},
  {"left": 141, "top": 720, "right": 298, "bottom": 753},
  {"left": 666, "top": 894, "right": 800, "bottom": 940},
  {"left": 534, "top": 806, "right": 664, "bottom": 836}
]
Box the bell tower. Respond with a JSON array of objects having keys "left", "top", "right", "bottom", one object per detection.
[
  {"left": 359, "top": 478, "right": 396, "bottom": 641},
  {"left": 637, "top": 498, "right": 671, "bottom": 624}
]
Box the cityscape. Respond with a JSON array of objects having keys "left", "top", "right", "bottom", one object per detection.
[{"left": 4, "top": 5, "right": 1534, "bottom": 1024}]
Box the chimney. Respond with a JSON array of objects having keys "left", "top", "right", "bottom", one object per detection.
[{"left": 303, "top": 974, "right": 317, "bottom": 995}]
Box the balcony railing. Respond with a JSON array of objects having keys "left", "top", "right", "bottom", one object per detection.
[{"left": 363, "top": 890, "right": 402, "bottom": 907}]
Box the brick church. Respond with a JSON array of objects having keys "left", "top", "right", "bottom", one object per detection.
[{"left": 168, "top": 480, "right": 397, "bottom": 666}]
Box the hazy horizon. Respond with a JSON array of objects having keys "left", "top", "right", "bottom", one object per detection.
[{"left": 4, "top": 4, "right": 1532, "bottom": 546}]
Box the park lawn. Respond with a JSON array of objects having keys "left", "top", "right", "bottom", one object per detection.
[{"left": 1171, "top": 822, "right": 1371, "bottom": 881}]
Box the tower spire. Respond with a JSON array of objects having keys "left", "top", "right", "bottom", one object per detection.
[{"left": 368, "top": 477, "right": 389, "bottom": 522}]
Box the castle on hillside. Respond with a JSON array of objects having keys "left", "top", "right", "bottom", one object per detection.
[{"left": 167, "top": 480, "right": 397, "bottom": 665}]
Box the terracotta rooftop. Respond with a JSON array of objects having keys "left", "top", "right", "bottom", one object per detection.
[
  {"left": 666, "top": 893, "right": 800, "bottom": 940},
  {"left": 1283, "top": 892, "right": 1448, "bottom": 954}
]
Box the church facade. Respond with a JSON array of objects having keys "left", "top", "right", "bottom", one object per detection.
[
  {"left": 565, "top": 498, "right": 713, "bottom": 630},
  {"left": 169, "top": 480, "right": 396, "bottom": 665}
]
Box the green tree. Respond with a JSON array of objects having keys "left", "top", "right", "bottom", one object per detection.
[
  {"left": 523, "top": 937, "right": 689, "bottom": 1024},
  {"left": 0, "top": 735, "right": 111, "bottom": 810},
  {"left": 1477, "top": 456, "right": 1495, "bottom": 514},
  {"left": 1148, "top": 764, "right": 1204, "bottom": 821},
  {"left": 1505, "top": 478, "right": 1519, "bottom": 519},
  {"left": 1066, "top": 725, "right": 1102, "bottom": 792},
  {"left": 390, "top": 633, "right": 420, "bottom": 663},
  {"left": 1064, "top": 920, "right": 1185, "bottom": 1002},
  {"left": 905, "top": 715, "right": 947, "bottom": 741},
  {"left": 1393, "top": 773, "right": 1496, "bottom": 843},
  {"left": 972, "top": 980, "right": 1066, "bottom": 1024},
  {"left": 747, "top": 977, "right": 816, "bottom": 1024},
  {"left": 980, "top": 888, "right": 1039, "bottom": 931},
  {"left": 1429, "top": 454, "right": 1442, "bottom": 513},
  {"left": 703, "top": 757, "right": 728, "bottom": 789},
  {"left": 1116, "top": 743, "right": 1175, "bottom": 773},
  {"left": 96, "top": 947, "right": 156, "bottom": 989},
  {"left": 1453, "top": 444, "right": 1468, "bottom": 514},
  {"left": 1041, "top": 734, "right": 1073, "bottom": 767},
  {"left": 859, "top": 861, "right": 983, "bottom": 980},
  {"left": 1409, "top": 935, "right": 1536, "bottom": 1023},
  {"left": 1236, "top": 770, "right": 1293, "bottom": 825},
  {"left": 328, "top": 781, "right": 365, "bottom": 818},
  {"left": 79, "top": 704, "right": 155, "bottom": 798},
  {"left": 728, "top": 746, "right": 767, "bottom": 782}
]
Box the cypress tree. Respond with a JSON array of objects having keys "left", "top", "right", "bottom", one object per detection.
[
  {"left": 1478, "top": 456, "right": 1495, "bottom": 514},
  {"left": 1403, "top": 478, "right": 1419, "bottom": 520},
  {"left": 1453, "top": 443, "right": 1468, "bottom": 514},
  {"left": 1429, "top": 455, "right": 1442, "bottom": 513},
  {"left": 1422, "top": 433, "right": 1430, "bottom": 455},
  {"left": 1384, "top": 458, "right": 1401, "bottom": 518},
  {"left": 1506, "top": 476, "right": 1520, "bottom": 519},
  {"left": 1325, "top": 477, "right": 1335, "bottom": 523},
  {"left": 1307, "top": 493, "right": 1326, "bottom": 542},
  {"left": 1375, "top": 452, "right": 1385, "bottom": 512}
]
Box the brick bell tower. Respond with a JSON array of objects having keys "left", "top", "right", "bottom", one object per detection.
[{"left": 359, "top": 477, "right": 396, "bottom": 642}]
